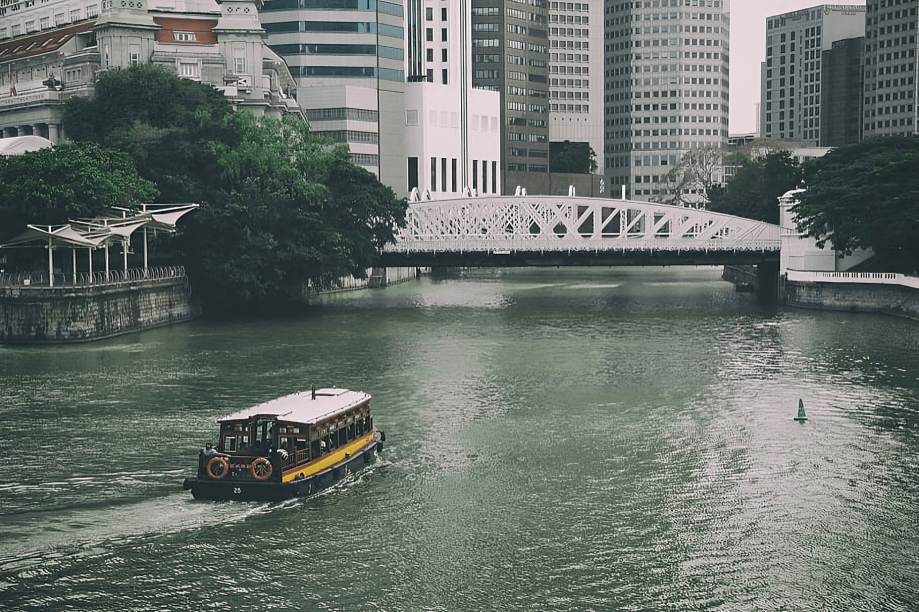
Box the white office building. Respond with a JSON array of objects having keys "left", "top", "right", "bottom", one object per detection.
[{"left": 258, "top": 0, "right": 407, "bottom": 194}]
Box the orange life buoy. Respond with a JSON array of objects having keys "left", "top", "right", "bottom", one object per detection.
[
  {"left": 250, "top": 457, "right": 273, "bottom": 481},
  {"left": 205, "top": 456, "right": 229, "bottom": 480}
]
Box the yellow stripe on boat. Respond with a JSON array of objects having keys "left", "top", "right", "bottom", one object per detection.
[{"left": 282, "top": 432, "right": 375, "bottom": 483}]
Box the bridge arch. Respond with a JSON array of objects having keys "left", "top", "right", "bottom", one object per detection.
[{"left": 381, "top": 196, "right": 780, "bottom": 268}]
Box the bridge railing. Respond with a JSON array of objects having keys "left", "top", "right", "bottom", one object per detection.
[{"left": 0, "top": 266, "right": 188, "bottom": 289}]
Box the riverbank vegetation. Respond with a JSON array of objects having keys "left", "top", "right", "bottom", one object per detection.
[
  {"left": 0, "top": 142, "right": 157, "bottom": 236},
  {"left": 49, "top": 65, "right": 404, "bottom": 316},
  {"left": 791, "top": 136, "right": 919, "bottom": 273}
]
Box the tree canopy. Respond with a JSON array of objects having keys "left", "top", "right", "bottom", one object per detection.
[
  {"left": 0, "top": 141, "right": 157, "bottom": 241},
  {"left": 707, "top": 150, "right": 802, "bottom": 225},
  {"left": 60, "top": 64, "right": 407, "bottom": 315},
  {"left": 549, "top": 141, "right": 597, "bottom": 174},
  {"left": 658, "top": 146, "right": 723, "bottom": 207},
  {"left": 792, "top": 136, "right": 919, "bottom": 272}
]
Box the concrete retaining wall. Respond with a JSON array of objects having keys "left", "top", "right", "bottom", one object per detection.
[
  {"left": 783, "top": 280, "right": 919, "bottom": 321},
  {"left": 0, "top": 279, "right": 199, "bottom": 344}
]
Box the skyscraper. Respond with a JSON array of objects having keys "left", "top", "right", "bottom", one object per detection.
[
  {"left": 861, "top": 0, "right": 918, "bottom": 138},
  {"left": 549, "top": 0, "right": 603, "bottom": 178},
  {"left": 471, "top": 0, "right": 551, "bottom": 194},
  {"left": 822, "top": 36, "right": 863, "bottom": 147},
  {"left": 259, "top": 0, "right": 407, "bottom": 193},
  {"left": 759, "top": 4, "right": 865, "bottom": 147},
  {"left": 603, "top": 0, "right": 731, "bottom": 203},
  {"left": 404, "top": 0, "right": 502, "bottom": 197}
]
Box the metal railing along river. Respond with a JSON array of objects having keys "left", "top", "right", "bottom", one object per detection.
[{"left": 0, "top": 266, "right": 188, "bottom": 289}]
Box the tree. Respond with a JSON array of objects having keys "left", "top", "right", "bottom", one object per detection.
[
  {"left": 659, "top": 146, "right": 723, "bottom": 207},
  {"left": 174, "top": 113, "right": 406, "bottom": 315},
  {"left": 707, "top": 150, "right": 801, "bottom": 224},
  {"left": 791, "top": 136, "right": 919, "bottom": 272},
  {"left": 549, "top": 141, "right": 598, "bottom": 174},
  {"left": 733, "top": 136, "right": 793, "bottom": 161},
  {"left": 0, "top": 142, "right": 158, "bottom": 241},
  {"left": 64, "top": 64, "right": 233, "bottom": 204},
  {"left": 61, "top": 65, "right": 408, "bottom": 315}
]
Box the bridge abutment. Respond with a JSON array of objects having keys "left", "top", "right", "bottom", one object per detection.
[{"left": 723, "top": 264, "right": 780, "bottom": 303}]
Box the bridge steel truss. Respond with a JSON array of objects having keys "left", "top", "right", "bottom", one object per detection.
[{"left": 381, "top": 196, "right": 782, "bottom": 267}]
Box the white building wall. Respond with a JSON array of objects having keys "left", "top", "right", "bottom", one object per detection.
[
  {"left": 779, "top": 188, "right": 872, "bottom": 273},
  {"left": 404, "top": 80, "right": 500, "bottom": 197},
  {"left": 403, "top": 0, "right": 500, "bottom": 199}
]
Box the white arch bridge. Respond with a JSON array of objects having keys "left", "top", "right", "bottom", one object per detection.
[{"left": 380, "top": 196, "right": 781, "bottom": 268}]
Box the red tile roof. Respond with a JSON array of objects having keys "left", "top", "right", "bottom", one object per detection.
[
  {"left": 0, "top": 21, "right": 96, "bottom": 63},
  {"left": 153, "top": 17, "right": 218, "bottom": 45}
]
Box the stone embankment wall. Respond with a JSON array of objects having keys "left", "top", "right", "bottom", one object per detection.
[
  {"left": 782, "top": 279, "right": 919, "bottom": 321},
  {"left": 724, "top": 266, "right": 919, "bottom": 320},
  {"left": 0, "top": 279, "right": 199, "bottom": 344},
  {"left": 305, "top": 267, "right": 426, "bottom": 296}
]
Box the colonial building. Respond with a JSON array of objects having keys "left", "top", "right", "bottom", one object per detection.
[{"left": 0, "top": 0, "right": 301, "bottom": 143}]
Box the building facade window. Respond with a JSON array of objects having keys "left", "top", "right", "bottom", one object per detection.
[{"left": 179, "top": 60, "right": 199, "bottom": 79}]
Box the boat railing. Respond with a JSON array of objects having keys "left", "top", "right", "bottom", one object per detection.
[{"left": 283, "top": 447, "right": 314, "bottom": 469}]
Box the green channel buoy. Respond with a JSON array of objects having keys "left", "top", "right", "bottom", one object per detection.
[{"left": 794, "top": 398, "right": 808, "bottom": 421}]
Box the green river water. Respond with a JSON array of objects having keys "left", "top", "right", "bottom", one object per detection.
[{"left": 1, "top": 266, "right": 918, "bottom": 611}]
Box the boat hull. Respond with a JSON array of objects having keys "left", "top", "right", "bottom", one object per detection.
[{"left": 183, "top": 440, "right": 382, "bottom": 502}]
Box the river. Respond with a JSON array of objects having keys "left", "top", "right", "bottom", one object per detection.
[{"left": 1, "top": 266, "right": 918, "bottom": 611}]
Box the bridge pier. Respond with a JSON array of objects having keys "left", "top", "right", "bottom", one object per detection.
[{"left": 757, "top": 261, "right": 779, "bottom": 303}]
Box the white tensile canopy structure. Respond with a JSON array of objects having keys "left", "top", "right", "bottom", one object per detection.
[
  {"left": 0, "top": 204, "right": 198, "bottom": 286},
  {"left": 0, "top": 135, "right": 53, "bottom": 156}
]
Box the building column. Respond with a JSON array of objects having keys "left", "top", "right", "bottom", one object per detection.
[{"left": 47, "top": 123, "right": 61, "bottom": 143}]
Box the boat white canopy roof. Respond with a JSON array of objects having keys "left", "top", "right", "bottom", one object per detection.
[{"left": 219, "top": 388, "right": 371, "bottom": 425}]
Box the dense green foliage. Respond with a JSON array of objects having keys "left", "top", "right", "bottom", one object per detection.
[
  {"left": 0, "top": 142, "right": 157, "bottom": 241},
  {"left": 61, "top": 65, "right": 407, "bottom": 315},
  {"left": 549, "top": 141, "right": 597, "bottom": 174},
  {"left": 64, "top": 64, "right": 234, "bottom": 204},
  {"left": 792, "top": 136, "right": 919, "bottom": 272},
  {"left": 707, "top": 151, "right": 802, "bottom": 225}
]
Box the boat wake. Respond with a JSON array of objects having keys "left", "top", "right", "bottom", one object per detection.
[{"left": 0, "top": 458, "right": 390, "bottom": 577}]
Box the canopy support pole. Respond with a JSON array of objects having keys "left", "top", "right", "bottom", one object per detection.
[
  {"left": 47, "top": 235, "right": 54, "bottom": 287},
  {"left": 122, "top": 239, "right": 128, "bottom": 272},
  {"left": 104, "top": 243, "right": 110, "bottom": 281},
  {"left": 143, "top": 227, "right": 149, "bottom": 273},
  {"left": 72, "top": 248, "right": 77, "bottom": 285},
  {"left": 88, "top": 248, "right": 93, "bottom": 284}
]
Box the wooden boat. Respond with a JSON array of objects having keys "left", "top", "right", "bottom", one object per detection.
[{"left": 183, "top": 386, "right": 384, "bottom": 501}]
